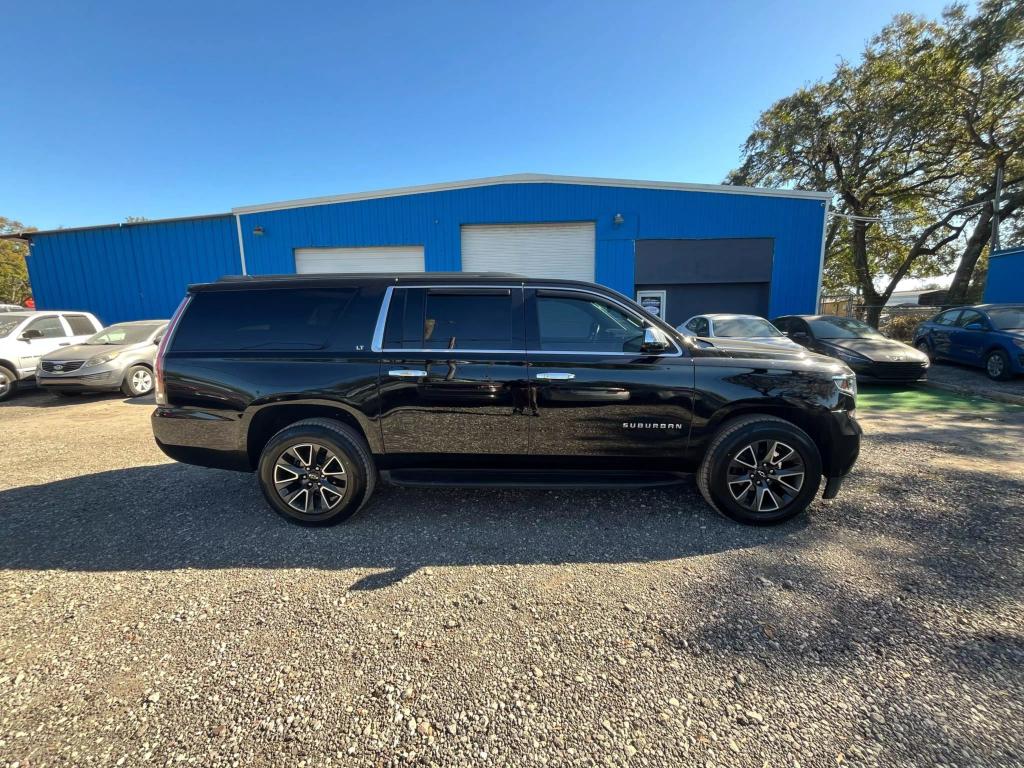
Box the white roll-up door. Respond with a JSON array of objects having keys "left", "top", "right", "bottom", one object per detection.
[
  {"left": 461, "top": 223, "right": 595, "bottom": 281},
  {"left": 294, "top": 246, "right": 425, "bottom": 274}
]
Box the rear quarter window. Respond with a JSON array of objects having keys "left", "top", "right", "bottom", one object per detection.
[{"left": 171, "top": 288, "right": 358, "bottom": 352}]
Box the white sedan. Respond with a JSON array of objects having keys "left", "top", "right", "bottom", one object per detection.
[{"left": 677, "top": 314, "right": 803, "bottom": 350}]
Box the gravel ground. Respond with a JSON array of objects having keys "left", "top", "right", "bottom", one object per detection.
[
  {"left": 1, "top": 389, "right": 1022, "bottom": 768},
  {"left": 925, "top": 359, "right": 1024, "bottom": 404}
]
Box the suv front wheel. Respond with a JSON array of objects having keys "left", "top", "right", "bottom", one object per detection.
[
  {"left": 257, "top": 418, "right": 377, "bottom": 525},
  {"left": 697, "top": 415, "right": 823, "bottom": 525}
]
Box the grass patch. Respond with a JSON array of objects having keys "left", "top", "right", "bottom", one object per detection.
[{"left": 856, "top": 384, "right": 1022, "bottom": 414}]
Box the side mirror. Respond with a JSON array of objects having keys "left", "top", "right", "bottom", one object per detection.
[
  {"left": 20, "top": 329, "right": 43, "bottom": 340},
  {"left": 964, "top": 322, "right": 987, "bottom": 331},
  {"left": 641, "top": 326, "right": 671, "bottom": 353}
]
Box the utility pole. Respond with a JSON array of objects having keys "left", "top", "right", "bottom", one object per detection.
[{"left": 991, "top": 161, "right": 1003, "bottom": 253}]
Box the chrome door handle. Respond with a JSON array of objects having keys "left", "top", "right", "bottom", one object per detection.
[
  {"left": 388, "top": 369, "right": 428, "bottom": 378},
  {"left": 535, "top": 372, "right": 575, "bottom": 380},
  {"left": 59, "top": 343, "right": 70, "bottom": 346}
]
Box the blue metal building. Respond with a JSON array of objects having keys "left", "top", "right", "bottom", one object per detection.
[
  {"left": 13, "top": 174, "right": 830, "bottom": 326},
  {"left": 983, "top": 246, "right": 1024, "bottom": 304}
]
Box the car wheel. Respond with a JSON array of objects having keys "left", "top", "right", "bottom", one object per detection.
[
  {"left": 121, "top": 365, "right": 154, "bottom": 397},
  {"left": 915, "top": 339, "right": 934, "bottom": 363},
  {"left": 697, "top": 415, "right": 823, "bottom": 526},
  {"left": 257, "top": 418, "right": 376, "bottom": 526},
  {"left": 0, "top": 365, "right": 17, "bottom": 402},
  {"left": 985, "top": 349, "right": 1012, "bottom": 381}
]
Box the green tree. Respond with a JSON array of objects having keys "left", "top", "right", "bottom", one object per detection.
[
  {"left": 729, "top": 3, "right": 1023, "bottom": 323},
  {"left": 0, "top": 217, "right": 32, "bottom": 305}
]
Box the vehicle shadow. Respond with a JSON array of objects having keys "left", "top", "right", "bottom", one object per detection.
[
  {"left": 0, "top": 389, "right": 128, "bottom": 408},
  {"left": 0, "top": 462, "right": 807, "bottom": 584}
]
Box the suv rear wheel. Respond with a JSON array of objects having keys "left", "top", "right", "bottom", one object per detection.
[
  {"left": 257, "top": 418, "right": 376, "bottom": 525},
  {"left": 697, "top": 415, "right": 823, "bottom": 525}
]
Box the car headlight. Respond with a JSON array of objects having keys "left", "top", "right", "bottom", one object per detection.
[
  {"left": 85, "top": 351, "right": 120, "bottom": 367},
  {"left": 833, "top": 373, "right": 857, "bottom": 398},
  {"left": 831, "top": 348, "right": 869, "bottom": 364}
]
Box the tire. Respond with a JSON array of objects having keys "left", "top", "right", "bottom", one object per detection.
[
  {"left": 0, "top": 365, "right": 17, "bottom": 402},
  {"left": 697, "top": 415, "right": 823, "bottom": 526},
  {"left": 985, "top": 349, "right": 1012, "bottom": 381},
  {"left": 121, "top": 365, "right": 155, "bottom": 397},
  {"left": 257, "top": 418, "right": 376, "bottom": 526},
  {"left": 915, "top": 339, "right": 934, "bottom": 363}
]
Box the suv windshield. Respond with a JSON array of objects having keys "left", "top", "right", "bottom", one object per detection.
[
  {"left": 987, "top": 306, "right": 1024, "bottom": 330},
  {"left": 714, "top": 317, "right": 781, "bottom": 337},
  {"left": 85, "top": 323, "right": 163, "bottom": 346},
  {"left": 0, "top": 314, "right": 31, "bottom": 337},
  {"left": 807, "top": 317, "right": 885, "bottom": 340}
]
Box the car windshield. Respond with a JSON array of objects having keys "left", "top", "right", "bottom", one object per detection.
[
  {"left": 85, "top": 323, "right": 163, "bottom": 345},
  {"left": 0, "top": 314, "right": 31, "bottom": 336},
  {"left": 713, "top": 317, "right": 782, "bottom": 337},
  {"left": 986, "top": 307, "right": 1024, "bottom": 330},
  {"left": 807, "top": 317, "right": 885, "bottom": 339}
]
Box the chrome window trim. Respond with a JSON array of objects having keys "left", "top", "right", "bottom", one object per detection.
[
  {"left": 370, "top": 285, "right": 395, "bottom": 353},
  {"left": 370, "top": 282, "right": 684, "bottom": 357}
]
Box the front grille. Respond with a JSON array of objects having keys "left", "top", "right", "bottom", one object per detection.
[
  {"left": 871, "top": 362, "right": 927, "bottom": 380},
  {"left": 41, "top": 360, "right": 84, "bottom": 373}
]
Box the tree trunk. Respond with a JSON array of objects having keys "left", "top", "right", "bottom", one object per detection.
[
  {"left": 850, "top": 220, "right": 883, "bottom": 326},
  {"left": 945, "top": 203, "right": 993, "bottom": 308}
]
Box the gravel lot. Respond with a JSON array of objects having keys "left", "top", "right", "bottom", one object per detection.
[
  {"left": 1, "top": 390, "right": 1022, "bottom": 768},
  {"left": 925, "top": 359, "right": 1024, "bottom": 405}
]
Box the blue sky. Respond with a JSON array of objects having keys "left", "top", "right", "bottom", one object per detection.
[{"left": 5, "top": 0, "right": 951, "bottom": 231}]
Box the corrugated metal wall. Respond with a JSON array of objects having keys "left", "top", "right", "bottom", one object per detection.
[
  {"left": 983, "top": 247, "right": 1024, "bottom": 304},
  {"left": 26, "top": 216, "right": 240, "bottom": 324},
  {"left": 24, "top": 182, "right": 827, "bottom": 323},
  {"left": 238, "top": 183, "right": 827, "bottom": 317}
]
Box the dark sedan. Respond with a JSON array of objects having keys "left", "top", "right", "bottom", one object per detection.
[{"left": 773, "top": 315, "right": 929, "bottom": 383}]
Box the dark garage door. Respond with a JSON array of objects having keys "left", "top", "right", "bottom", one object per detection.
[{"left": 635, "top": 238, "right": 773, "bottom": 326}]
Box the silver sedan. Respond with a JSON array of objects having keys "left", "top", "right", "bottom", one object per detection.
[{"left": 36, "top": 320, "right": 168, "bottom": 397}]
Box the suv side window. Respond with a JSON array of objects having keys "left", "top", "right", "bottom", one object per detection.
[
  {"left": 63, "top": 314, "right": 97, "bottom": 335},
  {"left": 687, "top": 317, "right": 710, "bottom": 336},
  {"left": 934, "top": 310, "right": 960, "bottom": 326},
  {"left": 534, "top": 292, "right": 647, "bottom": 353},
  {"left": 384, "top": 288, "right": 520, "bottom": 351},
  {"left": 24, "top": 315, "right": 67, "bottom": 338},
  {"left": 172, "top": 288, "right": 356, "bottom": 351}
]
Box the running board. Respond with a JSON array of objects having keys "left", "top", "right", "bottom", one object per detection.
[{"left": 381, "top": 468, "right": 688, "bottom": 489}]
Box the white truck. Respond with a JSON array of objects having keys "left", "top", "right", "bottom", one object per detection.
[{"left": 0, "top": 311, "right": 103, "bottom": 401}]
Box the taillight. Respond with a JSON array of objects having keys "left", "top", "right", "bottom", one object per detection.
[{"left": 155, "top": 294, "right": 191, "bottom": 405}]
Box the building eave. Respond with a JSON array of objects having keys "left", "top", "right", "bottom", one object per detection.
[{"left": 232, "top": 173, "right": 832, "bottom": 215}]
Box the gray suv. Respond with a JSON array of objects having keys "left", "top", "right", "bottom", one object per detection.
[{"left": 37, "top": 320, "right": 167, "bottom": 398}]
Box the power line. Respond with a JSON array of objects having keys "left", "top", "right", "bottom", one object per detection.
[{"left": 828, "top": 198, "right": 994, "bottom": 223}]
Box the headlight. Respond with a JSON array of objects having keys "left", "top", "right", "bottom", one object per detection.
[
  {"left": 85, "top": 351, "right": 120, "bottom": 367},
  {"left": 833, "top": 373, "right": 857, "bottom": 398},
  {"left": 832, "top": 348, "right": 869, "bottom": 364}
]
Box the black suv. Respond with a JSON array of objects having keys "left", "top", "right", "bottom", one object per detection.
[{"left": 152, "top": 274, "right": 861, "bottom": 526}]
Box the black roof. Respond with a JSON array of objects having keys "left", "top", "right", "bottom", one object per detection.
[{"left": 189, "top": 272, "right": 610, "bottom": 292}]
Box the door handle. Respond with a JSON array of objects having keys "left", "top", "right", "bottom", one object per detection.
[
  {"left": 388, "top": 369, "right": 428, "bottom": 378},
  {"left": 535, "top": 372, "right": 575, "bottom": 380},
  {"left": 59, "top": 343, "right": 70, "bottom": 346}
]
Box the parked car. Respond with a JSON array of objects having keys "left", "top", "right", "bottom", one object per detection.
[
  {"left": 37, "top": 320, "right": 168, "bottom": 397},
  {"left": 0, "top": 311, "right": 103, "bottom": 401},
  {"left": 0, "top": 303, "right": 25, "bottom": 312},
  {"left": 152, "top": 274, "right": 861, "bottom": 527},
  {"left": 772, "top": 314, "right": 929, "bottom": 383},
  {"left": 677, "top": 314, "right": 804, "bottom": 350},
  {"left": 913, "top": 304, "right": 1024, "bottom": 381}
]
